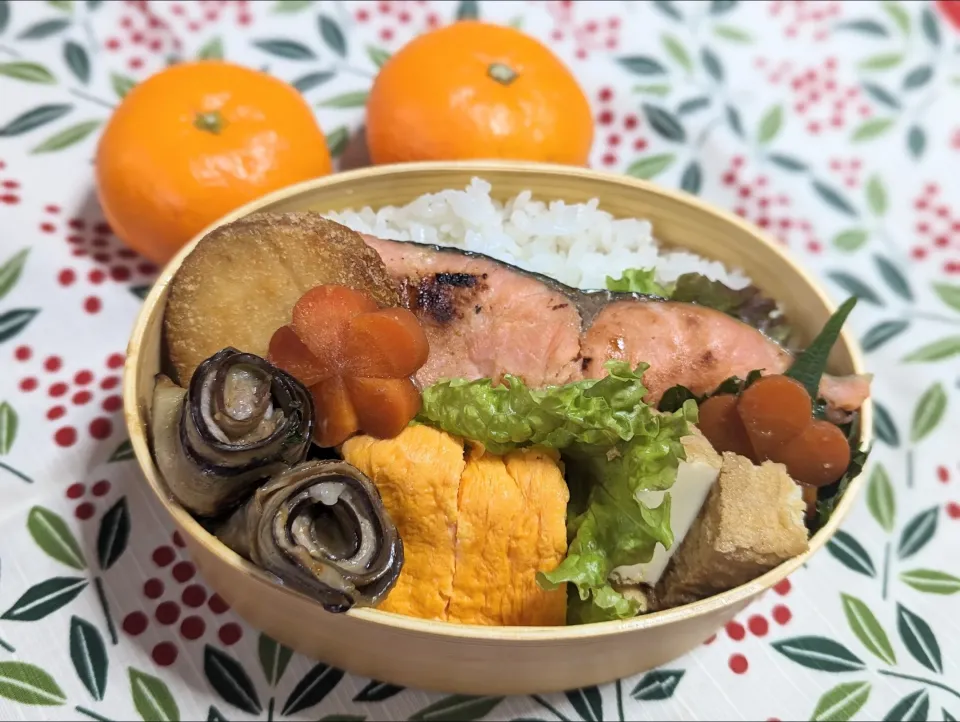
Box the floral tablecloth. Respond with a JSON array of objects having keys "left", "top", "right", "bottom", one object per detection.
[{"left": 1, "top": 0, "right": 959, "bottom": 720}]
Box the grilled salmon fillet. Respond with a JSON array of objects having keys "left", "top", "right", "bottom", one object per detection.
[
  {"left": 363, "top": 235, "right": 870, "bottom": 411},
  {"left": 341, "top": 426, "right": 569, "bottom": 626}
]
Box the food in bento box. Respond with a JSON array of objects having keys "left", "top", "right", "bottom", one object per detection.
[{"left": 150, "top": 179, "right": 871, "bottom": 623}]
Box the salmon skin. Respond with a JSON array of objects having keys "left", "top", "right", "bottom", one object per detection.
[{"left": 362, "top": 236, "right": 870, "bottom": 411}]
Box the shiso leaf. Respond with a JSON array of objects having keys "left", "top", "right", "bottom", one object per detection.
[{"left": 784, "top": 297, "right": 858, "bottom": 400}]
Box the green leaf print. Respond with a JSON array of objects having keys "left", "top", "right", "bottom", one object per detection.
[
  {"left": 17, "top": 18, "right": 70, "bottom": 40},
  {"left": 70, "top": 616, "right": 108, "bottom": 701},
  {"left": 0, "top": 105, "right": 73, "bottom": 137},
  {"left": 197, "top": 37, "right": 224, "bottom": 60},
  {"left": 0, "top": 0, "right": 8, "bottom": 33},
  {"left": 827, "top": 530, "right": 877, "bottom": 577},
  {"left": 883, "top": 689, "right": 930, "bottom": 722},
  {"left": 757, "top": 104, "right": 782, "bottom": 144},
  {"left": 903, "top": 65, "right": 933, "bottom": 91},
  {"left": 811, "top": 681, "right": 871, "bottom": 722},
  {"left": 768, "top": 153, "right": 807, "bottom": 172},
  {"left": 292, "top": 71, "right": 334, "bottom": 93},
  {"left": 881, "top": 0, "right": 911, "bottom": 35},
  {"left": 64, "top": 40, "right": 90, "bottom": 84},
  {"left": 0, "top": 61, "right": 56, "bottom": 83},
  {"left": 27, "top": 506, "right": 87, "bottom": 570},
  {"left": 318, "top": 15, "right": 346, "bottom": 57},
  {"left": 253, "top": 39, "right": 316, "bottom": 60},
  {"left": 110, "top": 73, "right": 136, "bottom": 98},
  {"left": 409, "top": 695, "right": 504, "bottom": 721},
  {"left": 933, "top": 284, "right": 960, "bottom": 313},
  {"left": 626, "top": 153, "right": 675, "bottom": 179},
  {"left": 680, "top": 161, "right": 702, "bottom": 194},
  {"left": 713, "top": 25, "right": 752, "bottom": 43},
  {"left": 700, "top": 47, "right": 723, "bottom": 82},
  {"left": 861, "top": 82, "right": 901, "bottom": 109},
  {"left": 709, "top": 0, "right": 738, "bottom": 14},
  {"left": 840, "top": 594, "right": 896, "bottom": 665},
  {"left": 866, "top": 176, "right": 888, "bottom": 216},
  {"left": 47, "top": 0, "right": 74, "bottom": 11},
  {"left": 900, "top": 569, "right": 960, "bottom": 595},
  {"left": 874, "top": 255, "right": 910, "bottom": 300},
  {"left": 772, "top": 636, "right": 867, "bottom": 672},
  {"left": 910, "top": 384, "right": 946, "bottom": 441},
  {"left": 903, "top": 337, "right": 960, "bottom": 363},
  {"left": 859, "top": 53, "right": 904, "bottom": 71},
  {"left": 725, "top": 105, "right": 744, "bottom": 138},
  {"left": 273, "top": 0, "right": 313, "bottom": 11},
  {"left": 204, "top": 646, "right": 262, "bottom": 714},
  {"left": 1, "top": 576, "right": 88, "bottom": 621},
  {"left": 862, "top": 320, "right": 909, "bottom": 352},
  {"left": 676, "top": 96, "right": 710, "bottom": 114},
  {"left": 97, "top": 497, "right": 130, "bottom": 570},
  {"left": 318, "top": 91, "right": 369, "bottom": 108},
  {"left": 617, "top": 56, "right": 666, "bottom": 75},
  {"left": 282, "top": 662, "right": 345, "bottom": 715},
  {"left": 866, "top": 464, "right": 895, "bottom": 533},
  {"left": 257, "top": 634, "right": 292, "bottom": 687},
  {"left": 130, "top": 668, "right": 180, "bottom": 722},
  {"left": 0, "top": 661, "right": 67, "bottom": 705},
  {"left": 366, "top": 45, "right": 391, "bottom": 68},
  {"left": 896, "top": 604, "right": 942, "bottom": 674},
  {"left": 661, "top": 33, "right": 692, "bottom": 72},
  {"left": 30, "top": 120, "right": 101, "bottom": 153},
  {"left": 633, "top": 84, "right": 671, "bottom": 96},
  {"left": 812, "top": 180, "right": 858, "bottom": 217},
  {"left": 852, "top": 118, "right": 895, "bottom": 142},
  {"left": 630, "top": 669, "right": 685, "bottom": 700},
  {"left": 898, "top": 507, "right": 939, "bottom": 560},
  {"left": 642, "top": 104, "right": 686, "bottom": 142},
  {"left": 827, "top": 272, "right": 882, "bottom": 306},
  {"left": 566, "top": 687, "right": 603, "bottom": 721},
  {"left": 326, "top": 126, "right": 349, "bottom": 157},
  {"left": 836, "top": 19, "right": 890, "bottom": 37},
  {"left": 907, "top": 126, "right": 926, "bottom": 159},
  {"left": 456, "top": 0, "right": 479, "bottom": 20},
  {"left": 353, "top": 680, "right": 404, "bottom": 703},
  {"left": 873, "top": 401, "right": 900, "bottom": 447},
  {"left": 652, "top": 0, "right": 683, "bottom": 21},
  {"left": 108, "top": 439, "right": 134, "bottom": 462},
  {"left": 921, "top": 7, "right": 940, "bottom": 46},
  {"left": 0, "top": 401, "right": 17, "bottom": 454}
]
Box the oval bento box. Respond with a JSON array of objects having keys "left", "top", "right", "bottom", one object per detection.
[{"left": 123, "top": 161, "right": 871, "bottom": 696}]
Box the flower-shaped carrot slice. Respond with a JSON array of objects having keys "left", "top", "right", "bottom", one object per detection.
[{"left": 268, "top": 285, "right": 430, "bottom": 447}]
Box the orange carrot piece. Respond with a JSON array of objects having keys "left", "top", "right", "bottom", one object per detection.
[
  {"left": 774, "top": 419, "right": 851, "bottom": 487},
  {"left": 697, "top": 394, "right": 755, "bottom": 459},
  {"left": 267, "top": 325, "right": 327, "bottom": 386},
  {"left": 311, "top": 376, "right": 360, "bottom": 447},
  {"left": 290, "top": 285, "right": 377, "bottom": 366},
  {"left": 346, "top": 377, "right": 422, "bottom": 439},
  {"left": 737, "top": 375, "right": 812, "bottom": 460},
  {"left": 343, "top": 308, "right": 430, "bottom": 378}
]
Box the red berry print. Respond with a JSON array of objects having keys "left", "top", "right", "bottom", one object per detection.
[
  {"left": 151, "top": 642, "right": 178, "bottom": 667},
  {"left": 542, "top": 0, "right": 621, "bottom": 58},
  {"left": 66, "top": 483, "right": 85, "bottom": 499},
  {"left": 774, "top": 578, "right": 792, "bottom": 596},
  {"left": 172, "top": 561, "right": 196, "bottom": 583},
  {"left": 49, "top": 382, "right": 68, "bottom": 398},
  {"left": 769, "top": 0, "right": 841, "bottom": 41},
  {"left": 218, "top": 623, "right": 242, "bottom": 646},
  {"left": 947, "top": 502, "right": 960, "bottom": 519},
  {"left": 84, "top": 296, "right": 102, "bottom": 314},
  {"left": 729, "top": 653, "right": 749, "bottom": 674},
  {"left": 773, "top": 605, "right": 792, "bottom": 625},
  {"left": 153, "top": 546, "right": 176, "bottom": 567},
  {"left": 92, "top": 480, "right": 111, "bottom": 496},
  {"left": 75, "top": 370, "right": 94, "bottom": 385},
  {"left": 180, "top": 616, "right": 206, "bottom": 641},
  {"left": 73, "top": 391, "right": 92, "bottom": 406},
  {"left": 748, "top": 615, "right": 769, "bottom": 637},
  {"left": 101, "top": 376, "right": 121, "bottom": 391},
  {"left": 75, "top": 502, "right": 95, "bottom": 520},
  {"left": 766, "top": 57, "right": 867, "bottom": 135},
  {"left": 44, "top": 356, "right": 62, "bottom": 373},
  {"left": 122, "top": 611, "right": 148, "bottom": 636},
  {"left": 938, "top": 466, "right": 950, "bottom": 484},
  {"left": 703, "top": 634, "right": 717, "bottom": 645},
  {"left": 89, "top": 417, "right": 113, "bottom": 440},
  {"left": 156, "top": 601, "right": 181, "bottom": 626},
  {"left": 107, "top": 353, "right": 125, "bottom": 369},
  {"left": 182, "top": 584, "right": 207, "bottom": 608},
  {"left": 145, "top": 578, "right": 165, "bottom": 599},
  {"left": 208, "top": 593, "right": 230, "bottom": 614},
  {"left": 14, "top": 345, "right": 31, "bottom": 362},
  {"left": 911, "top": 184, "right": 960, "bottom": 263},
  {"left": 55, "top": 427, "right": 77, "bottom": 447},
  {"left": 172, "top": 531, "right": 186, "bottom": 548},
  {"left": 726, "top": 621, "right": 746, "bottom": 641},
  {"left": 20, "top": 377, "right": 38, "bottom": 392},
  {"left": 103, "top": 395, "right": 123, "bottom": 412}
]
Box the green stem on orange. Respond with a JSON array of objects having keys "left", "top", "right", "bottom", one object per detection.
[
  {"left": 878, "top": 670, "right": 960, "bottom": 701},
  {"left": 488, "top": 62, "right": 518, "bottom": 86},
  {"left": 194, "top": 110, "right": 226, "bottom": 134},
  {"left": 0, "top": 460, "right": 32, "bottom": 483}
]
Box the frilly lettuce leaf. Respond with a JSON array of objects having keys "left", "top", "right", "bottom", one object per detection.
[
  {"left": 606, "top": 268, "right": 672, "bottom": 296},
  {"left": 417, "top": 362, "right": 697, "bottom": 622}
]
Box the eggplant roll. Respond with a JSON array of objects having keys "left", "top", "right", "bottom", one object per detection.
[
  {"left": 216, "top": 460, "right": 404, "bottom": 612},
  {"left": 150, "top": 348, "right": 314, "bottom": 516}
]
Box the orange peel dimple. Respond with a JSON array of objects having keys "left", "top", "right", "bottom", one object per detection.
[{"left": 267, "top": 284, "right": 430, "bottom": 447}]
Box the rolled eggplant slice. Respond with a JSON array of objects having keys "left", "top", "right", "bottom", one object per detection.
[
  {"left": 151, "top": 348, "right": 314, "bottom": 516},
  {"left": 217, "top": 460, "right": 404, "bottom": 612}
]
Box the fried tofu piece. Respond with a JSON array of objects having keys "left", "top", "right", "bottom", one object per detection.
[
  {"left": 447, "top": 446, "right": 569, "bottom": 627},
  {"left": 656, "top": 451, "right": 808, "bottom": 609},
  {"left": 164, "top": 212, "right": 398, "bottom": 385},
  {"left": 341, "top": 425, "right": 464, "bottom": 621},
  {"left": 342, "top": 428, "right": 569, "bottom": 626}
]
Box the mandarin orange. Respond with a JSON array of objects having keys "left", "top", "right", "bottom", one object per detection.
[
  {"left": 95, "top": 61, "right": 332, "bottom": 265},
  {"left": 366, "top": 21, "right": 593, "bottom": 165}
]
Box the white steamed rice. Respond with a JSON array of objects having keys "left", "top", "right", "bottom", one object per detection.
[{"left": 324, "top": 177, "right": 750, "bottom": 291}]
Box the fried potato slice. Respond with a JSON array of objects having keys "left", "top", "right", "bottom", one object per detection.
[{"left": 164, "top": 212, "right": 399, "bottom": 385}]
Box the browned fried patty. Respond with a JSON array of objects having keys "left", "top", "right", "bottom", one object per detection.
[{"left": 164, "top": 212, "right": 398, "bottom": 385}]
